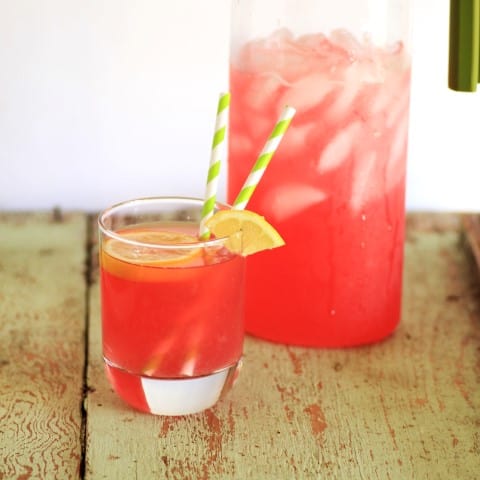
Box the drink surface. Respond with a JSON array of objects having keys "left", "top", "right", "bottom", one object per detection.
[
  {"left": 100, "top": 222, "right": 245, "bottom": 412},
  {"left": 229, "top": 29, "right": 411, "bottom": 346}
]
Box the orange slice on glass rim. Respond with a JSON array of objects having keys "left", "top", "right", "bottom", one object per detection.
[
  {"left": 205, "top": 209, "right": 285, "bottom": 256},
  {"left": 101, "top": 229, "right": 203, "bottom": 281}
]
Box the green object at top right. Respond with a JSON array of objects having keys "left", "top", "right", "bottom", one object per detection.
[{"left": 449, "top": 0, "right": 480, "bottom": 91}]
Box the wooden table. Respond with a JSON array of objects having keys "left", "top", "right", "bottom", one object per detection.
[{"left": 1, "top": 212, "right": 479, "bottom": 479}]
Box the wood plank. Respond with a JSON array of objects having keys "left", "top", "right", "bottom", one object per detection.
[
  {"left": 0, "top": 212, "right": 87, "bottom": 479},
  {"left": 463, "top": 214, "right": 480, "bottom": 276},
  {"left": 85, "top": 213, "right": 480, "bottom": 479}
]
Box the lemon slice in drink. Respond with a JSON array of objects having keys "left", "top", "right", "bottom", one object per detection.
[
  {"left": 103, "top": 230, "right": 201, "bottom": 266},
  {"left": 205, "top": 210, "right": 285, "bottom": 256}
]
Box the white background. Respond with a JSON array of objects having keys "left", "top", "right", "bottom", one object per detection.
[{"left": 0, "top": 0, "right": 479, "bottom": 212}]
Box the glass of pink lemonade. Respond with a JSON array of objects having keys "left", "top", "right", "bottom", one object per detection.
[
  {"left": 99, "top": 197, "right": 245, "bottom": 415},
  {"left": 229, "top": 0, "right": 412, "bottom": 346}
]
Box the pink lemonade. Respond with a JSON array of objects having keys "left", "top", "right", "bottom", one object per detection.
[
  {"left": 229, "top": 29, "right": 411, "bottom": 346},
  {"left": 100, "top": 221, "right": 245, "bottom": 415}
]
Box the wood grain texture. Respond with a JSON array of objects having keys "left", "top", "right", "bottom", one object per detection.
[
  {"left": 0, "top": 212, "right": 87, "bottom": 479},
  {"left": 84, "top": 213, "right": 480, "bottom": 480}
]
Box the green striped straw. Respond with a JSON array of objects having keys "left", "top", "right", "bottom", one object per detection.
[
  {"left": 232, "top": 105, "right": 296, "bottom": 210},
  {"left": 199, "top": 92, "right": 230, "bottom": 239}
]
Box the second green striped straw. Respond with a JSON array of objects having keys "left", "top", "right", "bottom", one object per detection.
[
  {"left": 199, "top": 92, "right": 231, "bottom": 239},
  {"left": 232, "top": 105, "right": 296, "bottom": 211}
]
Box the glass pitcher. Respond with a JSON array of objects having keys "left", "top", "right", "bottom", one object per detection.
[{"left": 228, "top": 0, "right": 412, "bottom": 347}]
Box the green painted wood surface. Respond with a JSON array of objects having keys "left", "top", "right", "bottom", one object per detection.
[
  {"left": 84, "top": 214, "right": 480, "bottom": 480},
  {"left": 0, "top": 212, "right": 87, "bottom": 479},
  {"left": 1, "top": 213, "right": 479, "bottom": 479}
]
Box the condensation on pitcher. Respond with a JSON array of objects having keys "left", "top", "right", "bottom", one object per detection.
[
  {"left": 330, "top": 309, "right": 336, "bottom": 316},
  {"left": 361, "top": 213, "right": 367, "bottom": 222}
]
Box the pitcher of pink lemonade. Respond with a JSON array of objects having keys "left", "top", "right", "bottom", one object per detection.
[{"left": 228, "top": 0, "right": 412, "bottom": 347}]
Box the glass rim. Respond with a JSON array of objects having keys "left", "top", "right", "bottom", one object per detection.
[{"left": 98, "top": 196, "right": 231, "bottom": 250}]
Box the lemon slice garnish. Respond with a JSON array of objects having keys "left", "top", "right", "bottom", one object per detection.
[
  {"left": 103, "top": 229, "right": 201, "bottom": 266},
  {"left": 205, "top": 210, "right": 285, "bottom": 256}
]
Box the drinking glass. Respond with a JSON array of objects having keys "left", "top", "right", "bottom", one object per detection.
[{"left": 98, "top": 197, "right": 245, "bottom": 415}]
